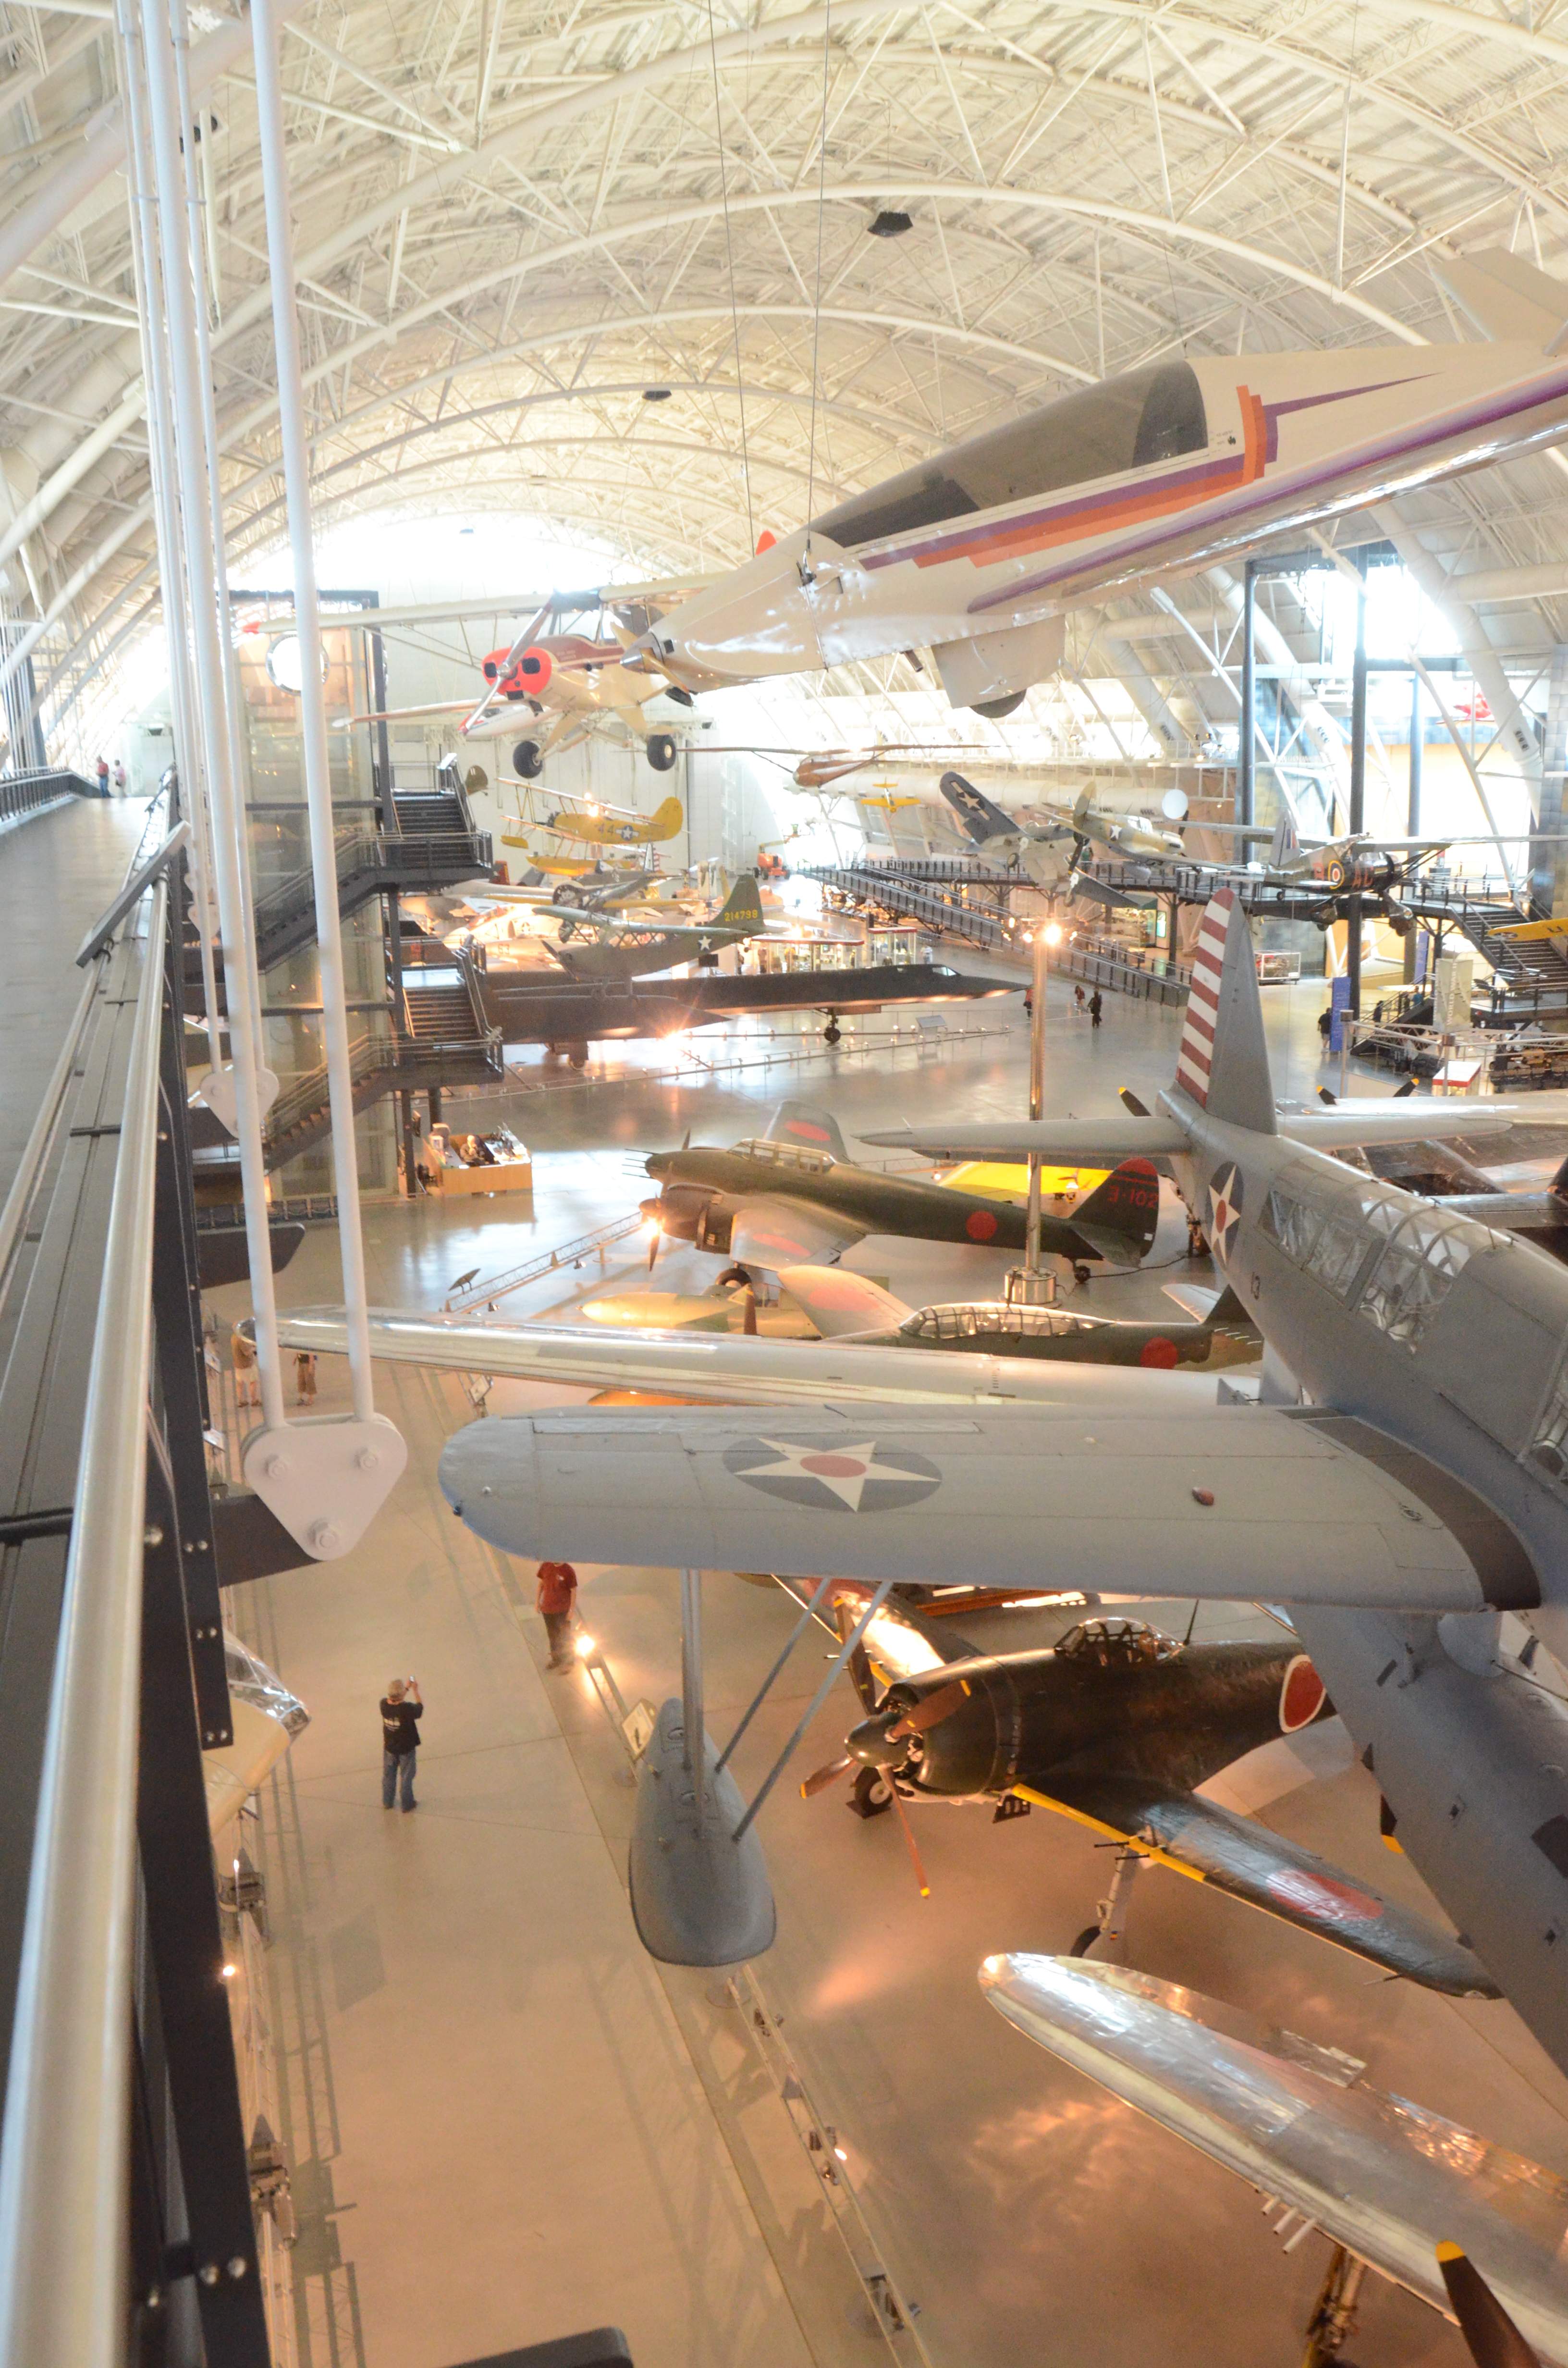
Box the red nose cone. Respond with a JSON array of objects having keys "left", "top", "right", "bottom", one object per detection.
[{"left": 515, "top": 645, "right": 553, "bottom": 695}]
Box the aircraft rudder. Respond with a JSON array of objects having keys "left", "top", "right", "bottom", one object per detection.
[
  {"left": 1173, "top": 889, "right": 1276, "bottom": 1134},
  {"left": 718, "top": 873, "right": 763, "bottom": 928},
  {"left": 1073, "top": 1158, "right": 1162, "bottom": 1256}
]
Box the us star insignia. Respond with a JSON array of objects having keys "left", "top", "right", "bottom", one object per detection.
[
  {"left": 721, "top": 1436, "right": 942, "bottom": 1513},
  {"left": 1207, "top": 1163, "right": 1244, "bottom": 1264}
]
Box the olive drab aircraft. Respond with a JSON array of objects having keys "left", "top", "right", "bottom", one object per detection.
[
  {"left": 418, "top": 883, "right": 1568, "bottom": 2071},
  {"left": 638, "top": 1101, "right": 1161, "bottom": 1273},
  {"left": 791, "top": 1592, "right": 1494, "bottom": 1996},
  {"left": 620, "top": 248, "right": 1568, "bottom": 716}
]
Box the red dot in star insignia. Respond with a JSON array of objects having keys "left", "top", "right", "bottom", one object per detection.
[
  {"left": 966, "top": 1209, "right": 998, "bottom": 1242},
  {"left": 800, "top": 1453, "right": 867, "bottom": 1478},
  {"left": 1139, "top": 1337, "right": 1178, "bottom": 1369}
]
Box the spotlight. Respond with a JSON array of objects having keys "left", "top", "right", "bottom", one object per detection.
[
  {"left": 642, "top": 387, "right": 673, "bottom": 402},
  {"left": 868, "top": 210, "right": 913, "bottom": 239},
  {"left": 576, "top": 1632, "right": 597, "bottom": 1659},
  {"left": 1044, "top": 922, "right": 1063, "bottom": 945}
]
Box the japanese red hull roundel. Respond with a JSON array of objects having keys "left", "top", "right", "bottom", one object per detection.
[
  {"left": 722, "top": 1436, "right": 942, "bottom": 1513},
  {"left": 1207, "top": 1163, "right": 1244, "bottom": 1265}
]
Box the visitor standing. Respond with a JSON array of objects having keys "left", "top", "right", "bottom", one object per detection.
[
  {"left": 1088, "top": 988, "right": 1103, "bottom": 1028},
  {"left": 94, "top": 755, "right": 109, "bottom": 794},
  {"left": 536, "top": 1559, "right": 579, "bottom": 1670},
  {"left": 380, "top": 1677, "right": 422, "bottom": 1811}
]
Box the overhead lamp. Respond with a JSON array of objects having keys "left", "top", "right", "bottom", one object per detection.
[
  {"left": 868, "top": 209, "right": 913, "bottom": 239},
  {"left": 642, "top": 387, "right": 673, "bottom": 402}
]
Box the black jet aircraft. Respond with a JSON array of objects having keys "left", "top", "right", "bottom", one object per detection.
[
  {"left": 641, "top": 1101, "right": 1161, "bottom": 1272},
  {"left": 477, "top": 961, "right": 1013, "bottom": 1066},
  {"left": 796, "top": 1599, "right": 1495, "bottom": 1998}
]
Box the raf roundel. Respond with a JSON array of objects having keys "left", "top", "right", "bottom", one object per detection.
[
  {"left": 1207, "top": 1163, "right": 1244, "bottom": 1265},
  {"left": 722, "top": 1436, "right": 943, "bottom": 1514}
]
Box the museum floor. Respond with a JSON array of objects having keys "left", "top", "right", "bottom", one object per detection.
[{"left": 218, "top": 976, "right": 1568, "bottom": 2368}]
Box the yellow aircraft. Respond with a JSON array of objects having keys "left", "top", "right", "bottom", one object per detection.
[
  {"left": 502, "top": 793, "right": 683, "bottom": 852},
  {"left": 1488, "top": 914, "right": 1568, "bottom": 941}
]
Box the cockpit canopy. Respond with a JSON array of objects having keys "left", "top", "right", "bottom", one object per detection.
[
  {"left": 898, "top": 1302, "right": 1096, "bottom": 1342},
  {"left": 1055, "top": 1616, "right": 1181, "bottom": 1666},
  {"left": 811, "top": 362, "right": 1208, "bottom": 552},
  {"left": 732, "top": 1137, "right": 837, "bottom": 1174}
]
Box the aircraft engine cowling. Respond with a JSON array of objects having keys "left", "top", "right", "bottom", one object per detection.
[
  {"left": 694, "top": 1202, "right": 734, "bottom": 1255},
  {"left": 641, "top": 1184, "right": 724, "bottom": 1245},
  {"left": 512, "top": 645, "right": 553, "bottom": 697}
]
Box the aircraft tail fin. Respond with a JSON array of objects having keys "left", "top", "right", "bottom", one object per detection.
[
  {"left": 939, "top": 769, "right": 1016, "bottom": 846},
  {"left": 1268, "top": 810, "right": 1297, "bottom": 868},
  {"left": 715, "top": 873, "right": 763, "bottom": 931},
  {"left": 764, "top": 1103, "right": 849, "bottom": 1163},
  {"left": 648, "top": 795, "right": 684, "bottom": 840},
  {"left": 1173, "top": 889, "right": 1277, "bottom": 1133},
  {"left": 1068, "top": 1158, "right": 1161, "bottom": 1267},
  {"left": 1200, "top": 1283, "right": 1255, "bottom": 1334},
  {"left": 1429, "top": 247, "right": 1568, "bottom": 349}
]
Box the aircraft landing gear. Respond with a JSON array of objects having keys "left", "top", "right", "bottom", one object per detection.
[
  {"left": 513, "top": 738, "right": 544, "bottom": 778},
  {"left": 823, "top": 1015, "right": 842, "bottom": 1047},
  {"left": 1072, "top": 1263, "right": 1091, "bottom": 1285},
  {"left": 849, "top": 1767, "right": 894, "bottom": 1819},
  {"left": 1068, "top": 1845, "right": 1143, "bottom": 1962},
  {"left": 646, "top": 732, "right": 677, "bottom": 772},
  {"left": 1301, "top": 2244, "right": 1366, "bottom": 2364}
]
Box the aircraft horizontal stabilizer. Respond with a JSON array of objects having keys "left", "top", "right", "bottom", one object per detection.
[
  {"left": 860, "top": 1104, "right": 1525, "bottom": 1161},
  {"left": 1032, "top": 1772, "right": 1496, "bottom": 1995},
  {"left": 437, "top": 1403, "right": 1537, "bottom": 1614},
  {"left": 1429, "top": 246, "right": 1568, "bottom": 350},
  {"left": 858, "top": 1117, "right": 1189, "bottom": 1163}
]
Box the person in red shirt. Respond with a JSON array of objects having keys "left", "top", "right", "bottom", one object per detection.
[{"left": 536, "top": 1560, "right": 578, "bottom": 1671}]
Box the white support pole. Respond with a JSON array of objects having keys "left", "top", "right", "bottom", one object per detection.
[
  {"left": 142, "top": 0, "right": 287, "bottom": 1431},
  {"left": 114, "top": 0, "right": 222, "bottom": 1076},
  {"left": 253, "top": 0, "right": 377, "bottom": 1421},
  {"left": 170, "top": 0, "right": 259, "bottom": 923}
]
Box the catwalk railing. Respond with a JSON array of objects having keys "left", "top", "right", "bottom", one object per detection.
[{"left": 0, "top": 835, "right": 269, "bottom": 2368}]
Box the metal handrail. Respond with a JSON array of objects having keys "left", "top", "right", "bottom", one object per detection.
[{"left": 0, "top": 876, "right": 168, "bottom": 2368}]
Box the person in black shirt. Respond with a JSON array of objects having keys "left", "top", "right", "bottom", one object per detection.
[{"left": 380, "top": 1677, "right": 422, "bottom": 1811}]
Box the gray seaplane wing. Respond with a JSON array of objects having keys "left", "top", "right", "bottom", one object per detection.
[
  {"left": 434, "top": 1402, "right": 1539, "bottom": 1615},
  {"left": 859, "top": 1108, "right": 1527, "bottom": 1162},
  {"left": 1032, "top": 1772, "right": 1496, "bottom": 1995}
]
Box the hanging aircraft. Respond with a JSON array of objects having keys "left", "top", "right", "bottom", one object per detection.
[
  {"left": 618, "top": 250, "right": 1568, "bottom": 715},
  {"left": 640, "top": 1102, "right": 1162, "bottom": 1273},
  {"left": 422, "top": 886, "right": 1568, "bottom": 2069},
  {"left": 535, "top": 874, "right": 765, "bottom": 982},
  {"left": 981, "top": 1955, "right": 1568, "bottom": 2368},
  {"left": 523, "top": 792, "right": 686, "bottom": 847},
  {"left": 791, "top": 1601, "right": 1492, "bottom": 1994},
  {"left": 475, "top": 958, "right": 1014, "bottom": 1066}
]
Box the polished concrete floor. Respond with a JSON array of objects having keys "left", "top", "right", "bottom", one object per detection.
[{"left": 218, "top": 974, "right": 1568, "bottom": 2368}]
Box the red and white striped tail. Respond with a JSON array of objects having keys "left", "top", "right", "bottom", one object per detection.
[{"left": 1174, "top": 888, "right": 1237, "bottom": 1109}]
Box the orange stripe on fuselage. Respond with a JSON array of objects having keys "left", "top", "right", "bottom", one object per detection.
[{"left": 918, "top": 384, "right": 1270, "bottom": 574}]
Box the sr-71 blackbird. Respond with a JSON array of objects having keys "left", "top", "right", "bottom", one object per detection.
[{"left": 431, "top": 886, "right": 1568, "bottom": 2072}]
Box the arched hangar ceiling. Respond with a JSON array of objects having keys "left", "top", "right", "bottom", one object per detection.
[{"left": 6, "top": 0, "right": 1568, "bottom": 733}]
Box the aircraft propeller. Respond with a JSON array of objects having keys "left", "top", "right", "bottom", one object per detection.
[
  {"left": 798, "top": 1666, "right": 971, "bottom": 1899},
  {"left": 1436, "top": 2244, "right": 1541, "bottom": 2368}
]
